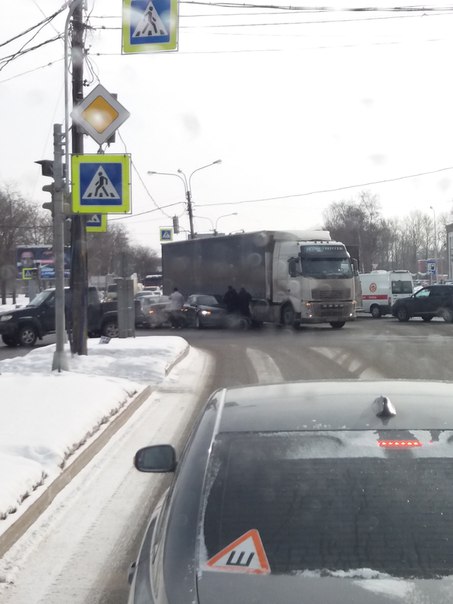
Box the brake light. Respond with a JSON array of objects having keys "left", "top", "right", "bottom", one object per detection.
[{"left": 378, "top": 440, "right": 421, "bottom": 448}]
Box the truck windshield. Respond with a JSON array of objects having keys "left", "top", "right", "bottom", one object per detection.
[{"left": 301, "top": 258, "right": 353, "bottom": 279}]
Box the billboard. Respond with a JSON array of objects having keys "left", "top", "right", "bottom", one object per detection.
[{"left": 16, "top": 245, "right": 71, "bottom": 279}]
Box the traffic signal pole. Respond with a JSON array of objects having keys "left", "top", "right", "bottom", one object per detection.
[
  {"left": 52, "top": 124, "right": 68, "bottom": 372},
  {"left": 69, "top": 1, "right": 88, "bottom": 355}
]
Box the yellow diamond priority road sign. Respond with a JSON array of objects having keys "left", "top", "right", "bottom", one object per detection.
[{"left": 71, "top": 84, "right": 130, "bottom": 146}]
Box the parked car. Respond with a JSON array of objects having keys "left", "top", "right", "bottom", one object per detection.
[
  {"left": 0, "top": 286, "right": 119, "bottom": 346},
  {"left": 135, "top": 295, "right": 170, "bottom": 328},
  {"left": 181, "top": 294, "right": 228, "bottom": 328},
  {"left": 391, "top": 284, "right": 453, "bottom": 322},
  {"left": 128, "top": 379, "right": 453, "bottom": 604}
]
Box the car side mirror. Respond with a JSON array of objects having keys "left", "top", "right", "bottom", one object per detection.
[{"left": 134, "top": 444, "right": 176, "bottom": 473}]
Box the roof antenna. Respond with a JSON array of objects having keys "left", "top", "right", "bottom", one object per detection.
[{"left": 375, "top": 395, "right": 397, "bottom": 418}]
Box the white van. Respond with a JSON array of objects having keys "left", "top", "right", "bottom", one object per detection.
[{"left": 359, "top": 270, "right": 413, "bottom": 318}]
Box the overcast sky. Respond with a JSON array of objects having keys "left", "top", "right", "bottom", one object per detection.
[{"left": 1, "top": 1, "right": 453, "bottom": 252}]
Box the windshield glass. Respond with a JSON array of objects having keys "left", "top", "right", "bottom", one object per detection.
[
  {"left": 27, "top": 290, "right": 53, "bottom": 307},
  {"left": 301, "top": 258, "right": 353, "bottom": 279},
  {"left": 202, "top": 430, "right": 453, "bottom": 578}
]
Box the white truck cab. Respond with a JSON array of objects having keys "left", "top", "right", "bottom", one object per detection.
[{"left": 359, "top": 270, "right": 413, "bottom": 318}]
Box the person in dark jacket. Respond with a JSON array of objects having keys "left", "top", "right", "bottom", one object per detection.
[
  {"left": 238, "top": 287, "right": 252, "bottom": 317},
  {"left": 223, "top": 285, "right": 239, "bottom": 314}
]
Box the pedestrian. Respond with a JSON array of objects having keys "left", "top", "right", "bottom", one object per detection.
[
  {"left": 223, "top": 285, "right": 239, "bottom": 314},
  {"left": 168, "top": 287, "right": 185, "bottom": 328},
  {"left": 238, "top": 286, "right": 252, "bottom": 317}
]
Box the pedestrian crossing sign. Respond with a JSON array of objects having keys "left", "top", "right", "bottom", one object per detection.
[
  {"left": 86, "top": 213, "right": 108, "bottom": 233},
  {"left": 160, "top": 227, "right": 173, "bottom": 241},
  {"left": 122, "top": 0, "right": 178, "bottom": 54},
  {"left": 71, "top": 154, "right": 131, "bottom": 214}
]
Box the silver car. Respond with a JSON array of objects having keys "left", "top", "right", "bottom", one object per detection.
[{"left": 135, "top": 295, "right": 170, "bottom": 328}]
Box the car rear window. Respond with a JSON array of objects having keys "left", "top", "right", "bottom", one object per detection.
[{"left": 201, "top": 430, "right": 453, "bottom": 579}]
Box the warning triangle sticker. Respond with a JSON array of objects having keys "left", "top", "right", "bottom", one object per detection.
[
  {"left": 133, "top": 1, "right": 168, "bottom": 38},
  {"left": 82, "top": 167, "right": 120, "bottom": 200},
  {"left": 205, "top": 529, "right": 270, "bottom": 575}
]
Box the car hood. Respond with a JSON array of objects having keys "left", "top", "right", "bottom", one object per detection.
[{"left": 197, "top": 571, "right": 453, "bottom": 604}]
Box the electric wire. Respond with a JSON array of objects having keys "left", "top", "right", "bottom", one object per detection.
[
  {"left": 117, "top": 132, "right": 176, "bottom": 220},
  {"left": 0, "top": 4, "right": 66, "bottom": 49},
  {"left": 197, "top": 166, "right": 453, "bottom": 208},
  {"left": 0, "top": 57, "right": 63, "bottom": 84}
]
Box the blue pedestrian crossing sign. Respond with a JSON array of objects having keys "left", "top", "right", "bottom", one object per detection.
[
  {"left": 160, "top": 227, "right": 173, "bottom": 242},
  {"left": 122, "top": 0, "right": 178, "bottom": 54},
  {"left": 71, "top": 154, "right": 131, "bottom": 214},
  {"left": 86, "top": 213, "right": 108, "bottom": 233}
]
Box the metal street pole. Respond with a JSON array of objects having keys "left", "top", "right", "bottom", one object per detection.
[
  {"left": 52, "top": 124, "right": 69, "bottom": 372},
  {"left": 430, "top": 205, "right": 438, "bottom": 283}
]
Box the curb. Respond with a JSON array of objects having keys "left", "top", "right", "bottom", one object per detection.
[
  {"left": 165, "top": 341, "right": 190, "bottom": 375},
  {"left": 0, "top": 384, "right": 152, "bottom": 559}
]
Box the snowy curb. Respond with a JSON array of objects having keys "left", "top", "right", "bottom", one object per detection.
[
  {"left": 164, "top": 341, "right": 190, "bottom": 375},
  {"left": 0, "top": 384, "right": 153, "bottom": 558}
]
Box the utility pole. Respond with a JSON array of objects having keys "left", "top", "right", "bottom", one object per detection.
[{"left": 69, "top": 1, "right": 88, "bottom": 355}]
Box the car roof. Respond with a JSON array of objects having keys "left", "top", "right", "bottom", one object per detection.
[{"left": 212, "top": 380, "right": 453, "bottom": 432}]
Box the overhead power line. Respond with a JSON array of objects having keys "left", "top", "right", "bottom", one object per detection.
[
  {"left": 197, "top": 166, "right": 453, "bottom": 208},
  {"left": 0, "top": 4, "right": 66, "bottom": 49}
]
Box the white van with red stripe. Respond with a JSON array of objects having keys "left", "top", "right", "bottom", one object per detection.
[{"left": 359, "top": 270, "right": 413, "bottom": 318}]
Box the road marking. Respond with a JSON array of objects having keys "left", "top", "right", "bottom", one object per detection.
[
  {"left": 310, "top": 347, "right": 386, "bottom": 379},
  {"left": 246, "top": 348, "right": 284, "bottom": 383}
]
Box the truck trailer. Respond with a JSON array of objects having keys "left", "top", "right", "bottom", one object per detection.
[{"left": 162, "top": 230, "right": 356, "bottom": 328}]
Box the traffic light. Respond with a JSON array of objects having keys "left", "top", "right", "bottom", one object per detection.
[
  {"left": 36, "top": 159, "right": 55, "bottom": 215},
  {"left": 172, "top": 215, "right": 180, "bottom": 234}
]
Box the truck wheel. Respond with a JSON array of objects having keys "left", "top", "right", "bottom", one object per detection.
[
  {"left": 330, "top": 321, "right": 345, "bottom": 329},
  {"left": 281, "top": 304, "right": 295, "bottom": 327},
  {"left": 18, "top": 325, "right": 38, "bottom": 346},
  {"left": 370, "top": 305, "right": 381, "bottom": 318},
  {"left": 102, "top": 320, "right": 119, "bottom": 338},
  {"left": 396, "top": 307, "right": 410, "bottom": 322},
  {"left": 2, "top": 334, "right": 18, "bottom": 347}
]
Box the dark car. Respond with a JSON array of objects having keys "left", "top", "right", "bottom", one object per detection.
[
  {"left": 391, "top": 284, "right": 453, "bottom": 322},
  {"left": 181, "top": 294, "right": 228, "bottom": 328},
  {"left": 135, "top": 295, "right": 170, "bottom": 328},
  {"left": 128, "top": 380, "right": 453, "bottom": 604}
]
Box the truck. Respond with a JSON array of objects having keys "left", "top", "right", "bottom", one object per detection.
[
  {"left": 358, "top": 270, "right": 414, "bottom": 318},
  {"left": 0, "top": 286, "right": 122, "bottom": 347},
  {"left": 162, "top": 230, "right": 356, "bottom": 328}
]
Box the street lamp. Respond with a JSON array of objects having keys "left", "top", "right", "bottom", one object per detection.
[
  {"left": 148, "top": 159, "right": 222, "bottom": 239},
  {"left": 430, "top": 205, "right": 438, "bottom": 283},
  {"left": 193, "top": 212, "right": 238, "bottom": 236},
  {"left": 214, "top": 212, "right": 238, "bottom": 235}
]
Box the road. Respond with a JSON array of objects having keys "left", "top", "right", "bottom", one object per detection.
[{"left": 0, "top": 316, "right": 452, "bottom": 603}]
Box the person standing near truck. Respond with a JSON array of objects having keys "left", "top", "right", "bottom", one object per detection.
[
  {"left": 237, "top": 286, "right": 252, "bottom": 317},
  {"left": 168, "top": 287, "right": 185, "bottom": 328}
]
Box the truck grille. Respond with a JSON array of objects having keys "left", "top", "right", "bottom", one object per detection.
[{"left": 312, "top": 288, "right": 351, "bottom": 300}]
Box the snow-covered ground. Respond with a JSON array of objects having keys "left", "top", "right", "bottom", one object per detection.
[{"left": 0, "top": 336, "right": 188, "bottom": 536}]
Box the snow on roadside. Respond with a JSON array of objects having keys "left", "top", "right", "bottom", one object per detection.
[{"left": 0, "top": 336, "right": 188, "bottom": 529}]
